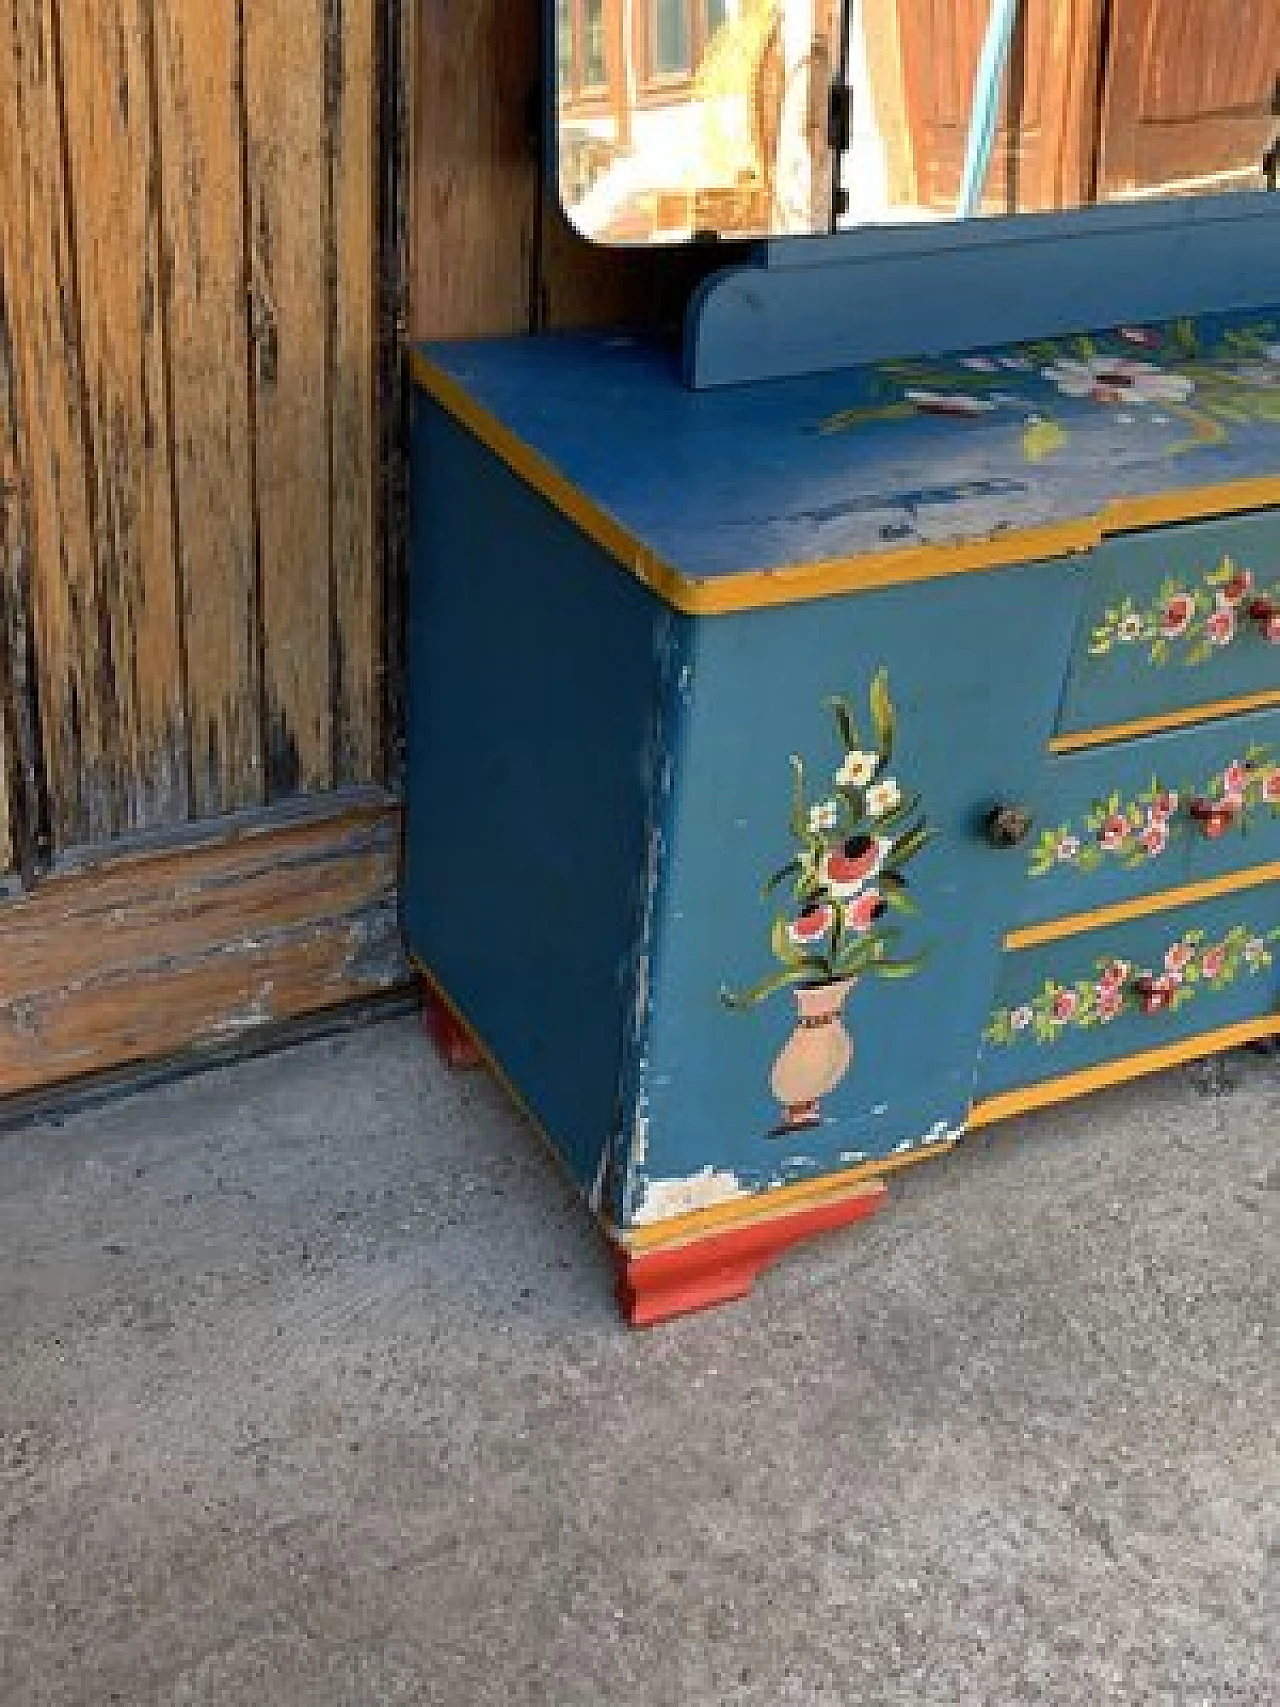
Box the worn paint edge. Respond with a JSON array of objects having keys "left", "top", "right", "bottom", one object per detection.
[
  {"left": 1005, "top": 859, "right": 1280, "bottom": 951},
  {"left": 0, "top": 793, "right": 406, "bottom": 1101},
  {"left": 46, "top": 784, "right": 397, "bottom": 878},
  {"left": 1050, "top": 689, "right": 1280, "bottom": 753},
  {"left": 410, "top": 350, "right": 1280, "bottom": 614},
  {"left": 411, "top": 960, "right": 961, "bottom": 1254},
  {"left": 613, "top": 1139, "right": 960, "bottom": 1254},
  {"left": 967, "top": 1013, "right": 1280, "bottom": 1130}
]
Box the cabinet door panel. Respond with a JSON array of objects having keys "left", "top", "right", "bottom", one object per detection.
[{"left": 623, "top": 556, "right": 1088, "bottom": 1225}]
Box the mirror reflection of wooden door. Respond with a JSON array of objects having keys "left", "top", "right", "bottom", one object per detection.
[
  {"left": 865, "top": 0, "right": 1104, "bottom": 214},
  {"left": 1097, "top": 0, "right": 1280, "bottom": 197}
]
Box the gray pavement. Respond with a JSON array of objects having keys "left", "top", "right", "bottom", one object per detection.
[{"left": 0, "top": 1014, "right": 1276, "bottom": 1706}]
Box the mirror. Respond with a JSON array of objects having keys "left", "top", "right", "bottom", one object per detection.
[{"left": 555, "top": 2, "right": 1280, "bottom": 245}]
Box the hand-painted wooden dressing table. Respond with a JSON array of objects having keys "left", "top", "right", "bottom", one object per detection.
[{"left": 407, "top": 5, "right": 1280, "bottom": 1324}]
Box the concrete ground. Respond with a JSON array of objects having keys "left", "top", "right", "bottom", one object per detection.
[{"left": 0, "top": 1015, "right": 1276, "bottom": 1707}]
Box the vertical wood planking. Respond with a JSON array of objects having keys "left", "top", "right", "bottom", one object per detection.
[
  {"left": 4, "top": 0, "right": 108, "bottom": 848},
  {"left": 0, "top": 283, "right": 14, "bottom": 873},
  {"left": 0, "top": 116, "right": 45, "bottom": 883},
  {"left": 0, "top": 705, "right": 10, "bottom": 873},
  {"left": 151, "top": 0, "right": 262, "bottom": 817},
  {"left": 243, "top": 0, "right": 333, "bottom": 798},
  {"left": 411, "top": 0, "right": 701, "bottom": 342},
  {"left": 0, "top": 254, "right": 26, "bottom": 877},
  {"left": 57, "top": 0, "right": 188, "bottom": 832},
  {"left": 330, "top": 0, "right": 380, "bottom": 784},
  {"left": 413, "top": 0, "right": 539, "bottom": 338},
  {"left": 0, "top": 39, "right": 21, "bottom": 875}
]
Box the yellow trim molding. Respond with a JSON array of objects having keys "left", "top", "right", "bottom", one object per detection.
[
  {"left": 412, "top": 350, "right": 1280, "bottom": 617},
  {"left": 968, "top": 1013, "right": 1280, "bottom": 1130},
  {"left": 614, "top": 1139, "right": 959, "bottom": 1255},
  {"left": 1006, "top": 860, "right": 1280, "bottom": 951},
  {"left": 1050, "top": 690, "right": 1280, "bottom": 754}
]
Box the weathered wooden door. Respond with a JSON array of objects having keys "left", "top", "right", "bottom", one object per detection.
[
  {"left": 0, "top": 0, "right": 407, "bottom": 1097},
  {"left": 1097, "top": 0, "right": 1280, "bottom": 197},
  {"left": 878, "top": 0, "right": 1104, "bottom": 213}
]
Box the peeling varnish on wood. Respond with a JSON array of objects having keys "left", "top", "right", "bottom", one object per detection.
[
  {"left": 0, "top": 795, "right": 406, "bottom": 1094},
  {"left": 58, "top": 0, "right": 189, "bottom": 832},
  {"left": 245, "top": 0, "right": 332, "bottom": 797},
  {"left": 3, "top": 0, "right": 105, "bottom": 847},
  {"left": 331, "top": 0, "right": 379, "bottom": 785},
  {"left": 152, "top": 0, "right": 262, "bottom": 818}
]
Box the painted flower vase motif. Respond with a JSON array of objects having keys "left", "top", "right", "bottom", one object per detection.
[
  {"left": 770, "top": 978, "right": 855, "bottom": 1130},
  {"left": 722, "top": 670, "right": 931, "bottom": 1136}
]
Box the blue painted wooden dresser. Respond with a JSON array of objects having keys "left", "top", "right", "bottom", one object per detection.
[{"left": 406, "top": 296, "right": 1280, "bottom": 1324}]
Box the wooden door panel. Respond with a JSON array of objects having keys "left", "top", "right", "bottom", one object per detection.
[
  {"left": 1099, "top": 0, "right": 1280, "bottom": 196},
  {"left": 882, "top": 0, "right": 1104, "bottom": 213}
]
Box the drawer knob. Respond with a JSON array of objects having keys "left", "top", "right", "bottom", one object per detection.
[
  {"left": 1189, "top": 797, "right": 1241, "bottom": 839},
  {"left": 984, "top": 804, "right": 1034, "bottom": 848}
]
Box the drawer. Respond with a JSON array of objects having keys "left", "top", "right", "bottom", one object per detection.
[
  {"left": 1014, "top": 706, "right": 1280, "bottom": 930},
  {"left": 973, "top": 882, "right": 1280, "bottom": 1104},
  {"left": 1056, "top": 510, "right": 1280, "bottom": 741}
]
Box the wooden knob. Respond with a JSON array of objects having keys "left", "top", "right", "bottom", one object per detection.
[{"left": 984, "top": 804, "right": 1034, "bottom": 848}]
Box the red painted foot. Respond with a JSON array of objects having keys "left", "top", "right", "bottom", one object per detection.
[
  {"left": 420, "top": 987, "right": 483, "bottom": 1070},
  {"left": 613, "top": 1179, "right": 889, "bottom": 1327}
]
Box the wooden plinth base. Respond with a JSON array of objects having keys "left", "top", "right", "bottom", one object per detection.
[
  {"left": 420, "top": 986, "right": 483, "bottom": 1069},
  {"left": 613, "top": 1178, "right": 890, "bottom": 1327}
]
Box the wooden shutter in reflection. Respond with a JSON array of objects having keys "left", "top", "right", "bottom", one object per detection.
[
  {"left": 881, "top": 0, "right": 1104, "bottom": 213},
  {"left": 1098, "top": 0, "right": 1280, "bottom": 197}
]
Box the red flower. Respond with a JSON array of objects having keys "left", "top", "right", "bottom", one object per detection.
[
  {"left": 1207, "top": 607, "right": 1236, "bottom": 647},
  {"left": 1097, "top": 987, "right": 1124, "bottom": 1021},
  {"left": 1148, "top": 790, "right": 1179, "bottom": 822},
  {"left": 1223, "top": 760, "right": 1249, "bottom": 795},
  {"left": 844, "top": 890, "right": 887, "bottom": 934},
  {"left": 1165, "top": 941, "right": 1194, "bottom": 975},
  {"left": 1160, "top": 594, "right": 1194, "bottom": 638},
  {"left": 1140, "top": 821, "right": 1169, "bottom": 857},
  {"left": 1222, "top": 569, "right": 1253, "bottom": 606},
  {"left": 1263, "top": 770, "right": 1280, "bottom": 804},
  {"left": 788, "top": 904, "right": 834, "bottom": 946},
  {"left": 1201, "top": 945, "right": 1226, "bottom": 979},
  {"left": 1053, "top": 989, "right": 1080, "bottom": 1022},
  {"left": 1099, "top": 814, "right": 1131, "bottom": 851},
  {"left": 1266, "top": 615, "right": 1280, "bottom": 646}
]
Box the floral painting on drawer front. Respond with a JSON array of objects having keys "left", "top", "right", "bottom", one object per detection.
[
  {"left": 1088, "top": 559, "right": 1280, "bottom": 666},
  {"left": 985, "top": 925, "right": 1280, "bottom": 1049},
  {"left": 817, "top": 319, "right": 1280, "bottom": 468},
  {"left": 1029, "top": 747, "right": 1280, "bottom": 879},
  {"left": 722, "top": 670, "right": 931, "bottom": 1133}
]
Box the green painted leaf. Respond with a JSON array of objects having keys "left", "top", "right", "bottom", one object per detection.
[
  {"left": 882, "top": 886, "right": 920, "bottom": 917},
  {"left": 824, "top": 694, "right": 859, "bottom": 753},
  {"left": 869, "top": 669, "right": 894, "bottom": 762},
  {"left": 762, "top": 860, "right": 801, "bottom": 897}
]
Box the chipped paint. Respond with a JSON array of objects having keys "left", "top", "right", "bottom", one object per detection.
[
  {"left": 617, "top": 616, "right": 687, "bottom": 1225},
  {"left": 631, "top": 1166, "right": 751, "bottom": 1225},
  {"left": 891, "top": 1118, "right": 966, "bottom": 1155}
]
